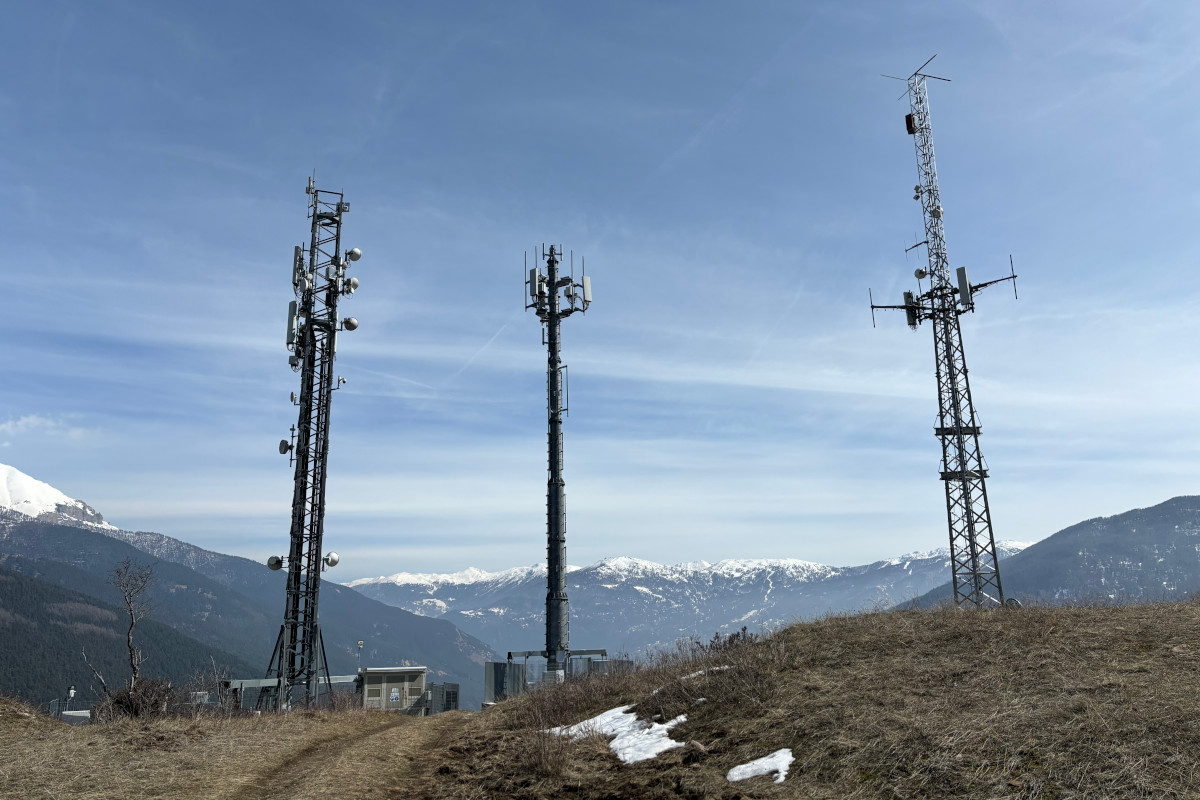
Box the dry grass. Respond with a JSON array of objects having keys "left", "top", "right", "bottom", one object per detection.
[
  {"left": 7, "top": 602, "right": 1200, "bottom": 799},
  {"left": 0, "top": 702, "right": 425, "bottom": 800},
  {"left": 409, "top": 601, "right": 1200, "bottom": 799}
]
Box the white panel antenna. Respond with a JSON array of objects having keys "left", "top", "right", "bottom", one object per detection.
[
  {"left": 956, "top": 266, "right": 971, "bottom": 305},
  {"left": 286, "top": 301, "right": 298, "bottom": 346}
]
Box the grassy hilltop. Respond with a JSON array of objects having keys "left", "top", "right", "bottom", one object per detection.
[{"left": 5, "top": 601, "right": 1200, "bottom": 799}]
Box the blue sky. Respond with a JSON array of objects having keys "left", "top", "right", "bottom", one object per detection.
[{"left": 3, "top": 1, "right": 1199, "bottom": 580}]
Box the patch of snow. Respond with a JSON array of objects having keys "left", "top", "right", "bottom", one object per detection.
[
  {"left": 727, "top": 748, "right": 794, "bottom": 784},
  {"left": 681, "top": 665, "right": 731, "bottom": 680},
  {"left": 415, "top": 598, "right": 448, "bottom": 614},
  {"left": 633, "top": 586, "right": 665, "bottom": 600},
  {"left": 548, "top": 705, "right": 686, "bottom": 764}
]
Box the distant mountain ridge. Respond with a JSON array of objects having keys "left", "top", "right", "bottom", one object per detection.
[
  {"left": 0, "top": 564, "right": 257, "bottom": 703},
  {"left": 0, "top": 462, "right": 496, "bottom": 708},
  {"left": 348, "top": 544, "right": 1031, "bottom": 655},
  {"left": 912, "top": 495, "right": 1200, "bottom": 607}
]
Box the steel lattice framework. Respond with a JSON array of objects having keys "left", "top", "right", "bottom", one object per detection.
[
  {"left": 263, "top": 179, "right": 361, "bottom": 707},
  {"left": 872, "top": 64, "right": 1017, "bottom": 609},
  {"left": 526, "top": 245, "right": 591, "bottom": 680}
]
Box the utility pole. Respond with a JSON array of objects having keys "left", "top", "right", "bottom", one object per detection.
[
  {"left": 263, "top": 177, "right": 362, "bottom": 707},
  {"left": 526, "top": 245, "right": 592, "bottom": 681},
  {"left": 871, "top": 58, "right": 1018, "bottom": 609}
]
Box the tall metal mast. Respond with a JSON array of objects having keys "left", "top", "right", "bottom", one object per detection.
[
  {"left": 263, "top": 178, "right": 362, "bottom": 707},
  {"left": 526, "top": 245, "right": 591, "bottom": 681},
  {"left": 871, "top": 59, "right": 1018, "bottom": 609}
]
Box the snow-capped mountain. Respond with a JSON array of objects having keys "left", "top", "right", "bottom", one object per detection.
[
  {"left": 0, "top": 462, "right": 112, "bottom": 528},
  {"left": 348, "top": 544, "right": 1031, "bottom": 655},
  {"left": 0, "top": 462, "right": 496, "bottom": 707}
]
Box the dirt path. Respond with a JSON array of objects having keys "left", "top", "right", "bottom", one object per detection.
[{"left": 223, "top": 713, "right": 468, "bottom": 800}]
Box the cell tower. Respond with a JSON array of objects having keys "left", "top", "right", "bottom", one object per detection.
[
  {"left": 526, "top": 244, "right": 592, "bottom": 681},
  {"left": 870, "top": 57, "right": 1018, "bottom": 609},
  {"left": 262, "top": 177, "right": 362, "bottom": 708}
]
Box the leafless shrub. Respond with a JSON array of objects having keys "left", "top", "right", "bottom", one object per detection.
[
  {"left": 92, "top": 678, "right": 173, "bottom": 722},
  {"left": 172, "top": 657, "right": 234, "bottom": 718}
]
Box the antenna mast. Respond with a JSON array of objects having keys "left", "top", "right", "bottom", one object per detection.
[
  {"left": 262, "top": 178, "right": 362, "bottom": 707},
  {"left": 871, "top": 61, "right": 1018, "bottom": 609},
  {"left": 526, "top": 245, "right": 592, "bottom": 681}
]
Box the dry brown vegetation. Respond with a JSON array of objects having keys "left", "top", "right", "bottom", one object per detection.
[
  {"left": 0, "top": 700, "right": 436, "bottom": 800},
  {"left": 6, "top": 601, "right": 1200, "bottom": 799}
]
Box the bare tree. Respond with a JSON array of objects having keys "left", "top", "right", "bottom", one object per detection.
[
  {"left": 81, "top": 645, "right": 110, "bottom": 697},
  {"left": 110, "top": 558, "right": 155, "bottom": 688}
]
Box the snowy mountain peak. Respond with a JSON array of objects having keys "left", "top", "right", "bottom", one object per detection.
[
  {"left": 348, "top": 563, "right": 582, "bottom": 589},
  {"left": 584, "top": 556, "right": 836, "bottom": 582},
  {"left": 707, "top": 558, "right": 834, "bottom": 579},
  {"left": 0, "top": 462, "right": 112, "bottom": 529},
  {"left": 349, "top": 540, "right": 1040, "bottom": 655},
  {"left": 354, "top": 555, "right": 846, "bottom": 591},
  {"left": 882, "top": 540, "right": 1033, "bottom": 567},
  {"left": 589, "top": 556, "right": 673, "bottom": 576}
]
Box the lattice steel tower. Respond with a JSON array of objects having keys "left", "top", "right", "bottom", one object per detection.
[
  {"left": 526, "top": 245, "right": 591, "bottom": 681},
  {"left": 871, "top": 59, "right": 1018, "bottom": 609},
  {"left": 263, "top": 177, "right": 362, "bottom": 707}
]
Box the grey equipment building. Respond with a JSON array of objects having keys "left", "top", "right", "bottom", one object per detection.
[
  {"left": 224, "top": 667, "right": 458, "bottom": 715},
  {"left": 484, "top": 649, "right": 632, "bottom": 706},
  {"left": 361, "top": 666, "right": 427, "bottom": 712}
]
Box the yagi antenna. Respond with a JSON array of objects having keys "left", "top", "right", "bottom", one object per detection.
[
  {"left": 910, "top": 54, "right": 938, "bottom": 79},
  {"left": 885, "top": 54, "right": 951, "bottom": 99}
]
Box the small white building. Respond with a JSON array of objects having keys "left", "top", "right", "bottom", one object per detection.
[{"left": 360, "top": 666, "right": 427, "bottom": 712}]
